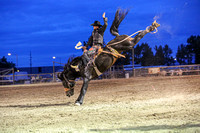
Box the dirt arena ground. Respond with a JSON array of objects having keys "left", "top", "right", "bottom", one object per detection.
[{"left": 0, "top": 76, "right": 200, "bottom": 133}]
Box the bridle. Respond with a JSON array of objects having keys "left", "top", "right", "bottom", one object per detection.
[{"left": 62, "top": 71, "right": 75, "bottom": 91}]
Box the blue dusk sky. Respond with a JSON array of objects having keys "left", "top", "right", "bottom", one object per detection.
[{"left": 0, "top": 0, "right": 199, "bottom": 67}]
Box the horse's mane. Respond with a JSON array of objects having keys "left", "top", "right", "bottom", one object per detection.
[{"left": 110, "top": 8, "right": 129, "bottom": 37}]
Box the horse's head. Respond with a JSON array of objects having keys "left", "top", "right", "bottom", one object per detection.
[
  {"left": 57, "top": 60, "right": 76, "bottom": 97},
  {"left": 57, "top": 70, "right": 75, "bottom": 97}
]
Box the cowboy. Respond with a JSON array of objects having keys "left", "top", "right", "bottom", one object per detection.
[{"left": 82, "top": 12, "right": 108, "bottom": 70}]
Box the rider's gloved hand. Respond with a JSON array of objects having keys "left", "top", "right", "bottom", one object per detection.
[
  {"left": 82, "top": 46, "right": 86, "bottom": 50},
  {"left": 103, "top": 12, "right": 108, "bottom": 22},
  {"left": 82, "top": 46, "right": 87, "bottom": 53}
]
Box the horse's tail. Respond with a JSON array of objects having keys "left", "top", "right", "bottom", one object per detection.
[{"left": 110, "top": 8, "right": 129, "bottom": 37}]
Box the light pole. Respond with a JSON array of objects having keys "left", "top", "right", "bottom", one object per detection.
[
  {"left": 8, "top": 53, "right": 18, "bottom": 67},
  {"left": 52, "top": 56, "right": 56, "bottom": 82}
]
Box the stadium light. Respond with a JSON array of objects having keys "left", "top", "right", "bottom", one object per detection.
[
  {"left": 8, "top": 53, "right": 18, "bottom": 67},
  {"left": 53, "top": 56, "right": 56, "bottom": 59}
]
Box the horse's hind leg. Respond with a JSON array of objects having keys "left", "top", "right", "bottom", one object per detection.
[
  {"left": 131, "top": 30, "right": 149, "bottom": 47},
  {"left": 131, "top": 21, "right": 160, "bottom": 47},
  {"left": 75, "top": 78, "right": 90, "bottom": 105}
]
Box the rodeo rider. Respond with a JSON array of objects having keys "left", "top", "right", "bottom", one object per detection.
[{"left": 82, "top": 12, "right": 108, "bottom": 74}]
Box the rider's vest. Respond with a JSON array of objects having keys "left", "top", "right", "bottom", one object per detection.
[{"left": 92, "top": 29, "right": 103, "bottom": 46}]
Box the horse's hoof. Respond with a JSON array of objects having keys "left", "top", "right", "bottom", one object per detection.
[
  {"left": 75, "top": 102, "right": 81, "bottom": 106},
  {"left": 152, "top": 20, "right": 160, "bottom": 28}
]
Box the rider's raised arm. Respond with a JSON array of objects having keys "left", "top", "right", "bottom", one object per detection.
[{"left": 99, "top": 13, "right": 108, "bottom": 34}]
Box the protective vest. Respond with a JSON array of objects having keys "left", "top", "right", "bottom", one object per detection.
[{"left": 92, "top": 29, "right": 103, "bottom": 45}]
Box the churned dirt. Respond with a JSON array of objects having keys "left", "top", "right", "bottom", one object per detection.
[{"left": 0, "top": 76, "right": 200, "bottom": 133}]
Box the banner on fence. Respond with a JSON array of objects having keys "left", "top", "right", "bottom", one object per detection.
[{"left": 148, "top": 68, "right": 160, "bottom": 74}]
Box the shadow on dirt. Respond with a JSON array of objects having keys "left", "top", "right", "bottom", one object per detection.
[
  {"left": 90, "top": 124, "right": 200, "bottom": 132},
  {"left": 0, "top": 102, "right": 72, "bottom": 108}
]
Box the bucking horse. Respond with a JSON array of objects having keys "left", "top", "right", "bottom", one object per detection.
[{"left": 58, "top": 9, "right": 160, "bottom": 105}]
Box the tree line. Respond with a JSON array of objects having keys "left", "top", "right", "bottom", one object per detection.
[
  {"left": 115, "top": 35, "right": 200, "bottom": 66},
  {"left": 0, "top": 56, "right": 15, "bottom": 69}
]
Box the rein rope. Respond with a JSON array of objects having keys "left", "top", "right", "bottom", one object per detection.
[
  {"left": 107, "top": 30, "right": 143, "bottom": 46},
  {"left": 63, "top": 72, "right": 75, "bottom": 90},
  {"left": 103, "top": 46, "right": 125, "bottom": 58},
  {"left": 107, "top": 26, "right": 158, "bottom": 47}
]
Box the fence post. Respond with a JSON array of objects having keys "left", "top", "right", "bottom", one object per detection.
[
  {"left": 132, "top": 48, "right": 135, "bottom": 77},
  {"left": 53, "top": 61, "right": 56, "bottom": 82},
  {"left": 12, "top": 68, "right": 15, "bottom": 84}
]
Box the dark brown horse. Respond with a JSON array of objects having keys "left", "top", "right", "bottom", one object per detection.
[{"left": 58, "top": 9, "right": 160, "bottom": 105}]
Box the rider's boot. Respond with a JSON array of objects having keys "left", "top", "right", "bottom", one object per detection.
[
  {"left": 84, "top": 50, "right": 97, "bottom": 79},
  {"left": 82, "top": 53, "right": 90, "bottom": 66},
  {"left": 84, "top": 60, "right": 93, "bottom": 79}
]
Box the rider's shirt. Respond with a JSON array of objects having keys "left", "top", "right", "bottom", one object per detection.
[{"left": 92, "top": 29, "right": 103, "bottom": 45}]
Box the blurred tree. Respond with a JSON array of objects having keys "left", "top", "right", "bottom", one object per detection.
[
  {"left": 176, "top": 44, "right": 187, "bottom": 65},
  {"left": 176, "top": 42, "right": 194, "bottom": 65},
  {"left": 140, "top": 43, "right": 154, "bottom": 66},
  {"left": 154, "top": 45, "right": 164, "bottom": 65},
  {"left": 134, "top": 44, "right": 143, "bottom": 64},
  {"left": 163, "top": 44, "right": 175, "bottom": 66},
  {"left": 0, "top": 56, "right": 15, "bottom": 68},
  {"left": 184, "top": 44, "right": 193, "bottom": 64},
  {"left": 187, "top": 35, "right": 200, "bottom": 64}
]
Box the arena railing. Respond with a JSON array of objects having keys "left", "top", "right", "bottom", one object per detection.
[{"left": 0, "top": 64, "right": 199, "bottom": 85}]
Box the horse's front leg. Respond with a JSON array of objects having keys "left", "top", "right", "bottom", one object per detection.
[{"left": 75, "top": 78, "right": 90, "bottom": 105}]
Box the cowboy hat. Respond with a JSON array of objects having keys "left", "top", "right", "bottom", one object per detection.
[{"left": 91, "top": 21, "right": 102, "bottom": 27}]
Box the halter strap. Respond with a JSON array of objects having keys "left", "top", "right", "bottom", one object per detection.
[{"left": 63, "top": 74, "right": 75, "bottom": 86}]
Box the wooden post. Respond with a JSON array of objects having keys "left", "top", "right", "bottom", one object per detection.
[
  {"left": 12, "top": 68, "right": 15, "bottom": 84},
  {"left": 132, "top": 48, "right": 135, "bottom": 77}
]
